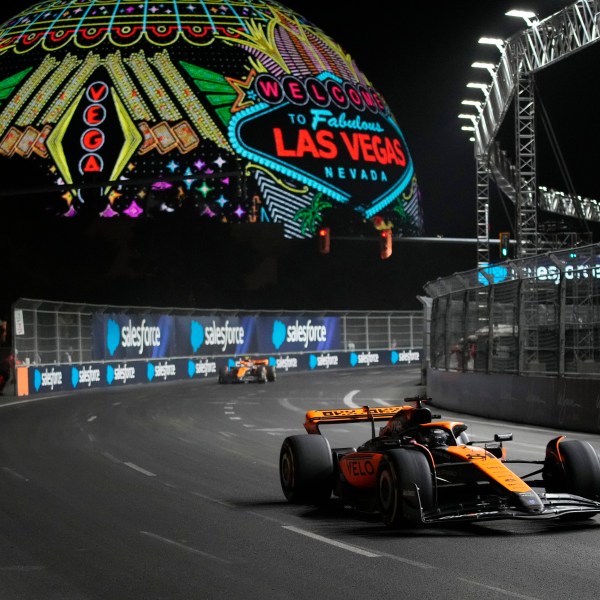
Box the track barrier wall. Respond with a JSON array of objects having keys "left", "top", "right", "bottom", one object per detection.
[{"left": 425, "top": 243, "right": 600, "bottom": 433}]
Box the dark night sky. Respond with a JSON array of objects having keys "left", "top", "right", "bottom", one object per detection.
[
  {"left": 282, "top": 0, "right": 595, "bottom": 238},
  {"left": 0, "top": 1, "right": 597, "bottom": 313}
]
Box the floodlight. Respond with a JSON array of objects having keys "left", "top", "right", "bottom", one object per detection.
[
  {"left": 462, "top": 99, "right": 482, "bottom": 110},
  {"left": 466, "top": 82, "right": 489, "bottom": 94},
  {"left": 478, "top": 37, "right": 505, "bottom": 50},
  {"left": 505, "top": 9, "right": 538, "bottom": 26},
  {"left": 471, "top": 61, "right": 496, "bottom": 75}
]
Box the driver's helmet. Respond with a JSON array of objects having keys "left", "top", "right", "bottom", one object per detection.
[{"left": 419, "top": 428, "right": 449, "bottom": 448}]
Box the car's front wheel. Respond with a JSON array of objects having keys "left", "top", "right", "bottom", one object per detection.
[
  {"left": 378, "top": 448, "right": 433, "bottom": 527},
  {"left": 279, "top": 435, "right": 333, "bottom": 505},
  {"left": 544, "top": 437, "right": 600, "bottom": 501}
]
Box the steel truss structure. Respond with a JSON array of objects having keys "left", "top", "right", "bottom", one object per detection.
[{"left": 471, "top": 0, "right": 600, "bottom": 265}]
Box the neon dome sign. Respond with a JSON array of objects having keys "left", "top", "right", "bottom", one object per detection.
[{"left": 0, "top": 0, "right": 422, "bottom": 237}]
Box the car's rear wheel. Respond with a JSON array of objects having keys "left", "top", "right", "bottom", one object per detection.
[
  {"left": 279, "top": 435, "right": 333, "bottom": 505},
  {"left": 377, "top": 449, "right": 433, "bottom": 528},
  {"left": 267, "top": 365, "right": 276, "bottom": 382},
  {"left": 544, "top": 438, "right": 600, "bottom": 502},
  {"left": 258, "top": 365, "right": 268, "bottom": 383},
  {"left": 218, "top": 367, "right": 228, "bottom": 384}
]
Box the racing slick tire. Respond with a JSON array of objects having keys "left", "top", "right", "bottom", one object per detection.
[
  {"left": 377, "top": 448, "right": 433, "bottom": 528},
  {"left": 279, "top": 435, "right": 333, "bottom": 505},
  {"left": 266, "top": 365, "right": 276, "bottom": 382},
  {"left": 218, "top": 367, "right": 229, "bottom": 384},
  {"left": 543, "top": 438, "right": 600, "bottom": 503},
  {"left": 258, "top": 365, "right": 268, "bottom": 383}
]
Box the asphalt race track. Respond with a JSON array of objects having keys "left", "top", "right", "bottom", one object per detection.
[{"left": 1, "top": 367, "right": 600, "bottom": 599}]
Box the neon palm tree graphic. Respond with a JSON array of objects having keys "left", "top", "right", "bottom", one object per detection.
[{"left": 293, "top": 193, "right": 332, "bottom": 236}]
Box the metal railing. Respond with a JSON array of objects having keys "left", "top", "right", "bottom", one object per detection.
[
  {"left": 424, "top": 243, "right": 600, "bottom": 378},
  {"left": 11, "top": 298, "right": 423, "bottom": 367}
]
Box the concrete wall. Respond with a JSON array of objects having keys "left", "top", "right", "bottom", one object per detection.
[{"left": 427, "top": 367, "right": 600, "bottom": 434}]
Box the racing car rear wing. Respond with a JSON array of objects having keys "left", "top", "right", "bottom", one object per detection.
[{"left": 304, "top": 405, "right": 407, "bottom": 435}]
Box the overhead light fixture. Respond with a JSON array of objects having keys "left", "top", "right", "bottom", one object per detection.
[
  {"left": 458, "top": 113, "right": 477, "bottom": 122},
  {"left": 471, "top": 61, "right": 496, "bottom": 75},
  {"left": 505, "top": 9, "right": 538, "bottom": 26},
  {"left": 461, "top": 125, "right": 475, "bottom": 132},
  {"left": 478, "top": 37, "right": 505, "bottom": 51},
  {"left": 462, "top": 99, "right": 482, "bottom": 110},
  {"left": 466, "top": 82, "right": 489, "bottom": 93}
]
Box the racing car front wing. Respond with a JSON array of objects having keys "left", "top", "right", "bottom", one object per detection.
[{"left": 406, "top": 483, "right": 600, "bottom": 524}]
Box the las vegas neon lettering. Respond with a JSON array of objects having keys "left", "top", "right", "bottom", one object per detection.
[{"left": 79, "top": 81, "right": 109, "bottom": 175}]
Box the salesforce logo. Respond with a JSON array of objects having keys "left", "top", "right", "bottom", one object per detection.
[
  {"left": 191, "top": 320, "right": 205, "bottom": 352},
  {"left": 392, "top": 350, "right": 420, "bottom": 364},
  {"left": 107, "top": 319, "right": 120, "bottom": 356},
  {"left": 309, "top": 354, "right": 338, "bottom": 369},
  {"left": 147, "top": 361, "right": 176, "bottom": 381},
  {"left": 106, "top": 318, "right": 161, "bottom": 356},
  {"left": 272, "top": 319, "right": 327, "bottom": 350},
  {"left": 71, "top": 366, "right": 101, "bottom": 388},
  {"left": 192, "top": 320, "right": 244, "bottom": 352},
  {"left": 272, "top": 320, "right": 287, "bottom": 350},
  {"left": 71, "top": 367, "right": 79, "bottom": 388},
  {"left": 187, "top": 359, "right": 217, "bottom": 378},
  {"left": 33, "top": 368, "right": 63, "bottom": 392},
  {"left": 107, "top": 364, "right": 136, "bottom": 385},
  {"left": 350, "top": 352, "right": 380, "bottom": 367}
]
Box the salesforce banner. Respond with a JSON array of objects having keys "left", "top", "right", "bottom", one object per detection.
[
  {"left": 259, "top": 316, "right": 340, "bottom": 353},
  {"left": 21, "top": 348, "right": 422, "bottom": 395},
  {"left": 92, "top": 313, "right": 340, "bottom": 359},
  {"left": 92, "top": 314, "right": 258, "bottom": 359}
]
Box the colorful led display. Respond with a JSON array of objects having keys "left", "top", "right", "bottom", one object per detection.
[{"left": 0, "top": 0, "right": 422, "bottom": 238}]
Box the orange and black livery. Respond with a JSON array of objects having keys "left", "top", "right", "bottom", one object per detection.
[
  {"left": 279, "top": 397, "right": 600, "bottom": 527},
  {"left": 218, "top": 357, "right": 276, "bottom": 384}
]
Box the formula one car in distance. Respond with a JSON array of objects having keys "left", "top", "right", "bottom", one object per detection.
[
  {"left": 279, "top": 397, "right": 600, "bottom": 527},
  {"left": 218, "top": 357, "right": 276, "bottom": 384}
]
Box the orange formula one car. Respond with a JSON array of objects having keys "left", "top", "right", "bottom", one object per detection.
[
  {"left": 218, "top": 357, "right": 276, "bottom": 384},
  {"left": 279, "top": 397, "right": 600, "bottom": 527}
]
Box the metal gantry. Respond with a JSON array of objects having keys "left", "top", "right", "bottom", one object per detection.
[{"left": 469, "top": 0, "right": 600, "bottom": 263}]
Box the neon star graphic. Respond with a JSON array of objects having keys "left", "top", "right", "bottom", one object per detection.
[
  {"left": 167, "top": 160, "right": 179, "bottom": 173},
  {"left": 234, "top": 204, "right": 246, "bottom": 218},
  {"left": 226, "top": 69, "right": 258, "bottom": 112},
  {"left": 100, "top": 203, "right": 119, "bottom": 217},
  {"left": 214, "top": 156, "right": 226, "bottom": 168},
  {"left": 216, "top": 195, "right": 228, "bottom": 207},
  {"left": 123, "top": 200, "right": 144, "bottom": 217},
  {"left": 184, "top": 167, "right": 196, "bottom": 190},
  {"left": 197, "top": 181, "right": 213, "bottom": 197}
]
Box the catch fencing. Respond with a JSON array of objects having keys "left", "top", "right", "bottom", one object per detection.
[
  {"left": 7, "top": 299, "right": 425, "bottom": 396},
  {"left": 424, "top": 243, "right": 600, "bottom": 378},
  {"left": 11, "top": 300, "right": 423, "bottom": 367}
]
